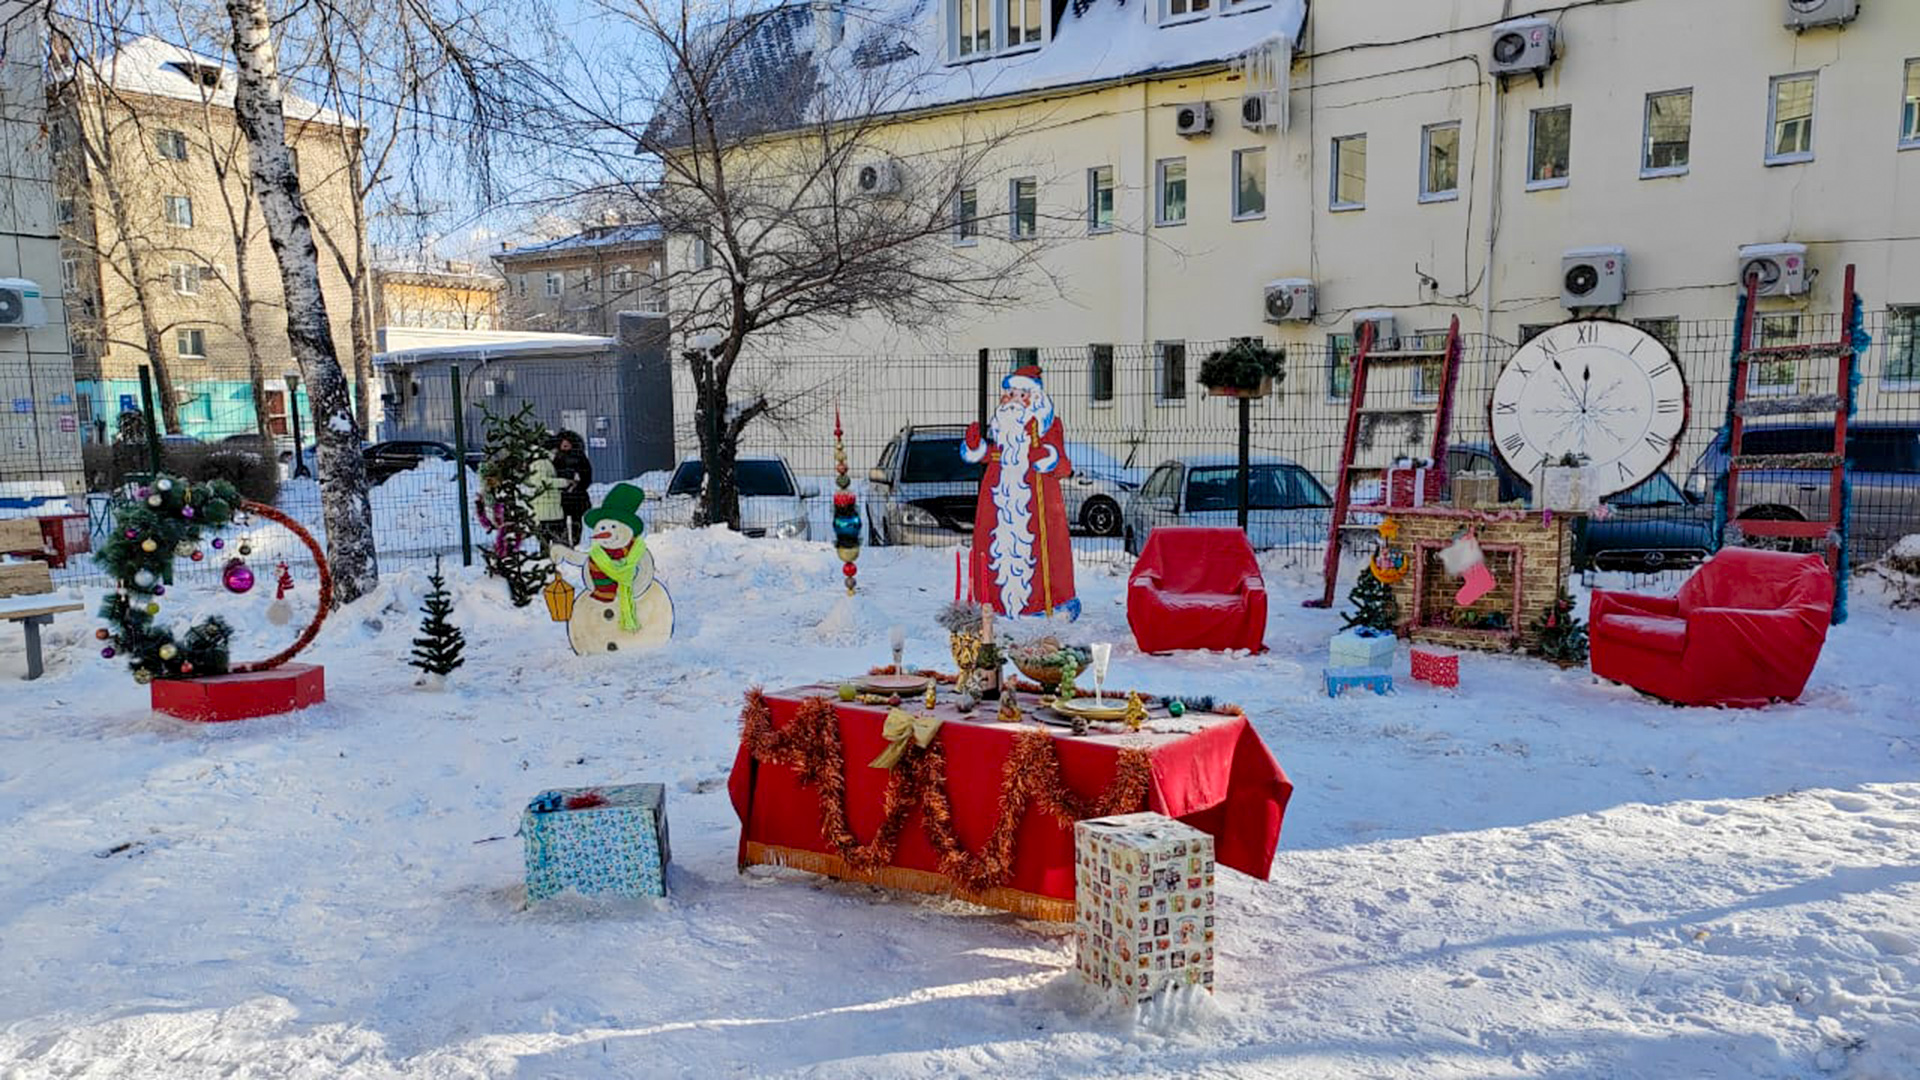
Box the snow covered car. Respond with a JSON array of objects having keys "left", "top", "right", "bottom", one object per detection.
[
  {"left": 649, "top": 456, "right": 816, "bottom": 540},
  {"left": 1121, "top": 455, "right": 1334, "bottom": 556}
]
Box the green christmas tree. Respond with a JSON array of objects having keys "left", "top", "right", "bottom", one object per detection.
[
  {"left": 1339, "top": 564, "right": 1401, "bottom": 634},
  {"left": 1530, "top": 583, "right": 1589, "bottom": 666},
  {"left": 410, "top": 557, "right": 467, "bottom": 677},
  {"left": 477, "top": 403, "right": 554, "bottom": 606}
]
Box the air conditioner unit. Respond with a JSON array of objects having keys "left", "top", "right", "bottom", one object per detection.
[
  {"left": 1174, "top": 101, "right": 1213, "bottom": 137},
  {"left": 1240, "top": 91, "right": 1280, "bottom": 132},
  {"left": 1784, "top": 0, "right": 1857, "bottom": 30},
  {"left": 855, "top": 158, "right": 905, "bottom": 196},
  {"left": 1263, "top": 278, "right": 1314, "bottom": 323},
  {"left": 1352, "top": 310, "right": 1397, "bottom": 350},
  {"left": 1561, "top": 246, "right": 1628, "bottom": 308},
  {"left": 482, "top": 378, "right": 502, "bottom": 396},
  {"left": 1489, "top": 17, "right": 1556, "bottom": 76},
  {"left": 1737, "top": 242, "right": 1811, "bottom": 297},
  {"left": 0, "top": 279, "right": 49, "bottom": 330}
]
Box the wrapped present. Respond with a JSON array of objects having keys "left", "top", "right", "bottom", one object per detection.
[
  {"left": 1323, "top": 667, "right": 1394, "bottom": 697},
  {"left": 1410, "top": 646, "right": 1460, "bottom": 688},
  {"left": 1452, "top": 472, "right": 1501, "bottom": 509},
  {"left": 1329, "top": 627, "right": 1396, "bottom": 669},
  {"left": 522, "top": 783, "right": 671, "bottom": 902},
  {"left": 1074, "top": 812, "right": 1216, "bottom": 1010},
  {"left": 1386, "top": 464, "right": 1446, "bottom": 509},
  {"left": 1538, "top": 464, "right": 1599, "bottom": 513}
]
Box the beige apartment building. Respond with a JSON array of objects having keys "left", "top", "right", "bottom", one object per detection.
[
  {"left": 374, "top": 262, "right": 503, "bottom": 332},
  {"left": 495, "top": 223, "right": 665, "bottom": 335},
  {"left": 53, "top": 37, "right": 366, "bottom": 443}
]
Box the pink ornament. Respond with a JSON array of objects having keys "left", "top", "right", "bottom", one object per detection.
[
  {"left": 101, "top": 646, "right": 116, "bottom": 659},
  {"left": 182, "top": 506, "right": 195, "bottom": 519},
  {"left": 223, "top": 559, "right": 255, "bottom": 594},
  {"left": 124, "top": 528, "right": 136, "bottom": 538}
]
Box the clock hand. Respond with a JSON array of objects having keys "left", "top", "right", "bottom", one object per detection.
[{"left": 1550, "top": 359, "right": 1582, "bottom": 407}]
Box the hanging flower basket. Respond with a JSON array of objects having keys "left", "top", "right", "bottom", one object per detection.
[
  {"left": 1198, "top": 341, "right": 1286, "bottom": 400},
  {"left": 1207, "top": 377, "right": 1273, "bottom": 400}
]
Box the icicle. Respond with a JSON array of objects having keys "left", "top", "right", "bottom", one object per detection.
[{"left": 1236, "top": 34, "right": 1294, "bottom": 133}]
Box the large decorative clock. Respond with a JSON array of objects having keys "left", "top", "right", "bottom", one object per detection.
[{"left": 1490, "top": 319, "right": 1687, "bottom": 497}]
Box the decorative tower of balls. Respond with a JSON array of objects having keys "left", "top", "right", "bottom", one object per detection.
[{"left": 831, "top": 407, "right": 862, "bottom": 594}]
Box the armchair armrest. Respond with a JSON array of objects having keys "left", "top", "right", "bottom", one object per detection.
[{"left": 1591, "top": 589, "right": 1679, "bottom": 621}]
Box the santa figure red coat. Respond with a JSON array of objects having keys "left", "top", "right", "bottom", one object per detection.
[{"left": 963, "top": 366, "right": 1080, "bottom": 620}]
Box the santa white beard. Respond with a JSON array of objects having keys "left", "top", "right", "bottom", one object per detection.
[{"left": 986, "top": 400, "right": 1037, "bottom": 614}]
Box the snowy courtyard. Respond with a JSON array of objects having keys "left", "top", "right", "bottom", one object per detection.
[{"left": 1, "top": 532, "right": 1915, "bottom": 1079}]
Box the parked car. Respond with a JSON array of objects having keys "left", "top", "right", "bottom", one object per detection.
[
  {"left": 864, "top": 425, "right": 1143, "bottom": 545},
  {"left": 650, "top": 456, "right": 815, "bottom": 540},
  {"left": 1684, "top": 421, "right": 1920, "bottom": 563},
  {"left": 1122, "top": 454, "right": 1333, "bottom": 556},
  {"left": 1448, "top": 443, "right": 1715, "bottom": 571},
  {"left": 363, "top": 439, "right": 485, "bottom": 485}
]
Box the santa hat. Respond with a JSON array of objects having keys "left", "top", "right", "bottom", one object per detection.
[{"left": 1003, "top": 365, "right": 1044, "bottom": 391}]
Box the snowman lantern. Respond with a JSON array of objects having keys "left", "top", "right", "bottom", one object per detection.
[{"left": 548, "top": 482, "right": 675, "bottom": 654}]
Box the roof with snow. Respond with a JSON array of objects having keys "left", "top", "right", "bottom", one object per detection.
[
  {"left": 374, "top": 328, "right": 613, "bottom": 366},
  {"left": 77, "top": 37, "right": 350, "bottom": 127},
  {"left": 493, "top": 225, "right": 665, "bottom": 263}
]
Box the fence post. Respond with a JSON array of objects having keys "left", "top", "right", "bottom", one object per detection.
[
  {"left": 1237, "top": 395, "right": 1251, "bottom": 532},
  {"left": 136, "top": 364, "right": 162, "bottom": 475},
  {"left": 286, "top": 374, "right": 311, "bottom": 478},
  {"left": 451, "top": 363, "right": 473, "bottom": 567},
  {"left": 977, "top": 348, "right": 989, "bottom": 432}
]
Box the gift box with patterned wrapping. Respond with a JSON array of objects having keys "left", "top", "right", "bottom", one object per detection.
[
  {"left": 1386, "top": 464, "right": 1447, "bottom": 509},
  {"left": 1452, "top": 472, "right": 1501, "bottom": 509},
  {"left": 1410, "top": 646, "right": 1461, "bottom": 688},
  {"left": 1330, "top": 626, "right": 1397, "bottom": 669},
  {"left": 1074, "top": 812, "right": 1216, "bottom": 1009},
  {"left": 522, "top": 783, "right": 671, "bottom": 902}
]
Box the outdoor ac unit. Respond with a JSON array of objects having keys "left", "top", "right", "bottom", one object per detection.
[
  {"left": 482, "top": 378, "right": 502, "bottom": 396},
  {"left": 0, "top": 278, "right": 48, "bottom": 331},
  {"left": 1561, "top": 246, "right": 1628, "bottom": 309},
  {"left": 1352, "top": 310, "right": 1397, "bottom": 350},
  {"left": 1240, "top": 91, "right": 1280, "bottom": 132},
  {"left": 855, "top": 158, "right": 905, "bottom": 196},
  {"left": 1174, "top": 101, "right": 1213, "bottom": 137},
  {"left": 1489, "top": 17, "right": 1556, "bottom": 76},
  {"left": 1737, "top": 242, "right": 1811, "bottom": 297},
  {"left": 1263, "top": 278, "right": 1315, "bottom": 323},
  {"left": 1784, "top": 0, "right": 1857, "bottom": 30}
]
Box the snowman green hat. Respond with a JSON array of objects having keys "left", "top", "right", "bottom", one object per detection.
[{"left": 583, "top": 482, "right": 646, "bottom": 536}]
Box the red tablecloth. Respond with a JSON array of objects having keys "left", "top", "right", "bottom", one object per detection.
[{"left": 728, "top": 688, "right": 1292, "bottom": 920}]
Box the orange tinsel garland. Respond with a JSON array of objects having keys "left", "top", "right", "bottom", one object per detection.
[{"left": 739, "top": 689, "right": 1153, "bottom": 891}]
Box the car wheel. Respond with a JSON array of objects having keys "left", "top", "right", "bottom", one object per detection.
[{"left": 1081, "top": 496, "right": 1122, "bottom": 538}]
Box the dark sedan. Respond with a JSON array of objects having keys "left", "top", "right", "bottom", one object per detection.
[{"left": 363, "top": 440, "right": 485, "bottom": 485}]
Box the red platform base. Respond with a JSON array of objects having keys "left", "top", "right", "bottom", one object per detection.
[{"left": 151, "top": 663, "right": 326, "bottom": 722}]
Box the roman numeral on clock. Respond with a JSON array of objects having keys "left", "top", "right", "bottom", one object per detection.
[
  {"left": 1501, "top": 432, "right": 1526, "bottom": 455},
  {"left": 1575, "top": 323, "right": 1597, "bottom": 345},
  {"left": 1645, "top": 433, "right": 1671, "bottom": 451},
  {"left": 1655, "top": 397, "right": 1681, "bottom": 414},
  {"left": 1617, "top": 460, "right": 1635, "bottom": 481},
  {"left": 1648, "top": 361, "right": 1674, "bottom": 378},
  {"left": 1540, "top": 336, "right": 1561, "bottom": 358},
  {"left": 1494, "top": 400, "right": 1518, "bottom": 414}
]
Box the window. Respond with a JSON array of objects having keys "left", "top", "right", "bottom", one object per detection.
[
  {"left": 1518, "top": 323, "right": 1556, "bottom": 345},
  {"left": 1886, "top": 307, "right": 1920, "bottom": 385},
  {"left": 1011, "top": 347, "right": 1039, "bottom": 368},
  {"left": 1089, "top": 344, "right": 1114, "bottom": 403},
  {"left": 1527, "top": 106, "right": 1571, "bottom": 188},
  {"left": 954, "top": 186, "right": 979, "bottom": 244},
  {"left": 170, "top": 262, "right": 201, "bottom": 295},
  {"left": 1232, "top": 148, "right": 1266, "bottom": 219},
  {"left": 1420, "top": 122, "right": 1460, "bottom": 201},
  {"left": 176, "top": 328, "right": 206, "bottom": 357},
  {"left": 155, "top": 129, "right": 188, "bottom": 161},
  {"left": 1087, "top": 166, "right": 1114, "bottom": 233},
  {"left": 1326, "top": 333, "right": 1354, "bottom": 399},
  {"left": 1642, "top": 90, "right": 1692, "bottom": 176},
  {"left": 1753, "top": 314, "right": 1800, "bottom": 393},
  {"left": 1005, "top": 0, "right": 1042, "bottom": 47},
  {"left": 1155, "top": 341, "right": 1187, "bottom": 402},
  {"left": 286, "top": 147, "right": 299, "bottom": 175},
  {"left": 1633, "top": 317, "right": 1681, "bottom": 357},
  {"left": 1330, "top": 134, "right": 1366, "bottom": 209},
  {"left": 516, "top": 275, "right": 528, "bottom": 298},
  {"left": 694, "top": 235, "right": 713, "bottom": 270},
  {"left": 61, "top": 258, "right": 77, "bottom": 293},
  {"left": 954, "top": 0, "right": 991, "bottom": 56},
  {"left": 1155, "top": 158, "right": 1186, "bottom": 226},
  {"left": 580, "top": 268, "right": 594, "bottom": 291},
  {"left": 1161, "top": 0, "right": 1211, "bottom": 22},
  {"left": 613, "top": 265, "right": 633, "bottom": 291},
  {"left": 948, "top": 0, "right": 1044, "bottom": 59},
  {"left": 163, "top": 195, "right": 193, "bottom": 228},
  {"left": 544, "top": 272, "right": 563, "bottom": 297},
  {"left": 1009, "top": 177, "right": 1037, "bottom": 239},
  {"left": 1768, "top": 73, "right": 1816, "bottom": 164},
  {"left": 1901, "top": 60, "right": 1919, "bottom": 148},
  {"left": 56, "top": 198, "right": 74, "bottom": 224}
]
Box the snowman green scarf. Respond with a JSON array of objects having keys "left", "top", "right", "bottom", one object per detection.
[{"left": 588, "top": 541, "right": 647, "bottom": 632}]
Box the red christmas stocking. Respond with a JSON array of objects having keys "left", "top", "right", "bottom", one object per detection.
[{"left": 1455, "top": 562, "right": 1495, "bottom": 606}]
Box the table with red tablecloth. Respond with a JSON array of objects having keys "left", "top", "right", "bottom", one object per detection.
[{"left": 727, "top": 687, "right": 1293, "bottom": 921}]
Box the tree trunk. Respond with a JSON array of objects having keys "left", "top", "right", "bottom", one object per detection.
[
  {"left": 223, "top": 0, "right": 378, "bottom": 603},
  {"left": 691, "top": 364, "right": 742, "bottom": 530}
]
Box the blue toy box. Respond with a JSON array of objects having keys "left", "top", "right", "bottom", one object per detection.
[{"left": 522, "top": 783, "right": 670, "bottom": 902}]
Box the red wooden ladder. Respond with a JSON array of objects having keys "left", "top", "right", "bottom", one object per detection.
[
  {"left": 1723, "top": 263, "right": 1857, "bottom": 622},
  {"left": 1307, "top": 315, "right": 1464, "bottom": 608}
]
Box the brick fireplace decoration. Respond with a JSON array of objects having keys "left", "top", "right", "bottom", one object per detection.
[{"left": 1381, "top": 508, "right": 1575, "bottom": 652}]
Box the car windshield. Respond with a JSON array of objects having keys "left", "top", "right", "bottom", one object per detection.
[
  {"left": 1608, "top": 472, "right": 1686, "bottom": 507},
  {"left": 1185, "top": 465, "right": 1331, "bottom": 511},
  {"left": 1066, "top": 443, "right": 1124, "bottom": 474},
  {"left": 668, "top": 460, "right": 794, "bottom": 497},
  {"left": 901, "top": 437, "right": 986, "bottom": 485}
]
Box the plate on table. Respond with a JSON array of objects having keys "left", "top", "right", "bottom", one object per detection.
[
  {"left": 1046, "top": 696, "right": 1130, "bottom": 723},
  {"left": 855, "top": 674, "right": 932, "bottom": 695}
]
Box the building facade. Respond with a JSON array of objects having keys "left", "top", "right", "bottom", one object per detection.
[
  {"left": 374, "top": 263, "right": 503, "bottom": 332},
  {"left": 494, "top": 224, "right": 666, "bottom": 335}
]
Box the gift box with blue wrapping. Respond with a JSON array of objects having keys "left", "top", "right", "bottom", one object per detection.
[
  {"left": 1324, "top": 667, "right": 1395, "bottom": 698},
  {"left": 522, "top": 783, "right": 671, "bottom": 902},
  {"left": 1329, "top": 627, "right": 1397, "bottom": 669}
]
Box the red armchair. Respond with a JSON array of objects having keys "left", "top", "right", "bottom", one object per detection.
[
  {"left": 1590, "top": 547, "right": 1834, "bottom": 707},
  {"left": 1128, "top": 528, "right": 1267, "bottom": 654}
]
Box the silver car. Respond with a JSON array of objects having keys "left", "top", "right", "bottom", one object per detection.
[
  {"left": 1122, "top": 454, "right": 1334, "bottom": 556},
  {"left": 865, "top": 425, "right": 1141, "bottom": 545},
  {"left": 650, "top": 456, "right": 815, "bottom": 539},
  {"left": 1685, "top": 422, "right": 1919, "bottom": 562}
]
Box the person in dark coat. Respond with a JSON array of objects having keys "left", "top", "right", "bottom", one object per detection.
[{"left": 552, "top": 430, "right": 593, "bottom": 545}]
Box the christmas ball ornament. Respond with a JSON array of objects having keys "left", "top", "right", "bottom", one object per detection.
[
  {"left": 133, "top": 569, "right": 156, "bottom": 587},
  {"left": 144, "top": 601, "right": 160, "bottom": 615},
  {"left": 95, "top": 627, "right": 110, "bottom": 640},
  {"left": 133, "top": 669, "right": 153, "bottom": 685},
  {"left": 1168, "top": 700, "right": 1187, "bottom": 718},
  {"left": 190, "top": 550, "right": 204, "bottom": 562},
  {"left": 147, "top": 495, "right": 163, "bottom": 507},
  {"left": 158, "top": 644, "right": 177, "bottom": 661},
  {"left": 238, "top": 542, "right": 253, "bottom": 556},
  {"left": 222, "top": 559, "right": 255, "bottom": 594},
  {"left": 833, "top": 491, "right": 856, "bottom": 510},
  {"left": 155, "top": 478, "right": 173, "bottom": 492},
  {"left": 842, "top": 563, "right": 856, "bottom": 577},
  {"left": 212, "top": 538, "right": 225, "bottom": 550},
  {"left": 175, "top": 541, "right": 195, "bottom": 556},
  {"left": 136, "top": 486, "right": 150, "bottom": 499},
  {"left": 182, "top": 505, "right": 195, "bottom": 519},
  {"left": 141, "top": 539, "right": 158, "bottom": 553},
  {"left": 180, "top": 661, "right": 193, "bottom": 674},
  {"left": 101, "top": 646, "right": 116, "bottom": 659},
  {"left": 152, "top": 586, "right": 165, "bottom": 596}
]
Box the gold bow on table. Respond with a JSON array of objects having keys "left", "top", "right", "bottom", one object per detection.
[{"left": 869, "top": 707, "right": 943, "bottom": 769}]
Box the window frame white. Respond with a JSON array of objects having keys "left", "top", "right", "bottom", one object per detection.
[
  {"left": 1329, "top": 134, "right": 1366, "bottom": 211},
  {"left": 1158, "top": 0, "right": 1213, "bottom": 26},
  {"left": 56, "top": 198, "right": 74, "bottom": 224},
  {"left": 1087, "top": 166, "right": 1114, "bottom": 234},
  {"left": 1900, "top": 59, "right": 1919, "bottom": 150},
  {"left": 1641, "top": 88, "right": 1693, "bottom": 178},
  {"left": 946, "top": 0, "right": 1048, "bottom": 63},
  {"left": 163, "top": 194, "right": 193, "bottom": 228},
  {"left": 1231, "top": 147, "right": 1267, "bottom": 221},
  {"left": 155, "top": 129, "right": 188, "bottom": 161},
  {"left": 1008, "top": 177, "right": 1038, "bottom": 240},
  {"left": 1154, "top": 340, "right": 1188, "bottom": 404},
  {"left": 694, "top": 235, "right": 713, "bottom": 270},
  {"left": 612, "top": 264, "right": 633, "bottom": 292},
  {"left": 1418, "top": 121, "right": 1461, "bottom": 202},
  {"left": 175, "top": 328, "right": 206, "bottom": 358},
  {"left": 170, "top": 261, "right": 201, "bottom": 296},
  {"left": 1766, "top": 72, "right": 1817, "bottom": 166},
  {"left": 1526, "top": 105, "right": 1571, "bottom": 190},
  {"left": 544, "top": 271, "right": 563, "bottom": 297},
  {"left": 953, "top": 185, "right": 979, "bottom": 245},
  {"left": 1155, "top": 157, "right": 1187, "bottom": 227}
]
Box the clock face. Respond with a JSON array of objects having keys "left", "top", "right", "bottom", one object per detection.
[{"left": 1490, "top": 319, "right": 1688, "bottom": 497}]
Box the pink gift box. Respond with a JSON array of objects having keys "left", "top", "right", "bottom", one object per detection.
[{"left": 1410, "top": 647, "right": 1459, "bottom": 688}]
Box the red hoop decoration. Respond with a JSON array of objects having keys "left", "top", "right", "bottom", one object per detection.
[{"left": 229, "top": 499, "right": 334, "bottom": 674}]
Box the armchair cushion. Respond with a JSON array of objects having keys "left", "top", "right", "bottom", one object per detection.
[{"left": 1128, "top": 528, "right": 1267, "bottom": 654}]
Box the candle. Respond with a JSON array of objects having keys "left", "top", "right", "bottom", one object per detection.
[{"left": 954, "top": 549, "right": 962, "bottom": 603}]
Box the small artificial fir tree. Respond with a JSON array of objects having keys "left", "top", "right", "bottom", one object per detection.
[
  {"left": 1530, "top": 583, "right": 1589, "bottom": 666},
  {"left": 476, "top": 403, "right": 554, "bottom": 606},
  {"left": 1339, "top": 564, "right": 1401, "bottom": 634},
  {"left": 409, "top": 557, "right": 467, "bottom": 677}
]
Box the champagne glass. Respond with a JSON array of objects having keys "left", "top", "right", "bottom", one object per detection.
[
  {"left": 889, "top": 625, "right": 906, "bottom": 674},
  {"left": 1090, "top": 642, "right": 1112, "bottom": 703}
]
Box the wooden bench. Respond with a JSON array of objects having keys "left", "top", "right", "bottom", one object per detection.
[{"left": 0, "top": 519, "right": 82, "bottom": 681}]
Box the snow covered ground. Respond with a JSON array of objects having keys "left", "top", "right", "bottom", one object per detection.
[{"left": 1, "top": 532, "right": 1916, "bottom": 1079}]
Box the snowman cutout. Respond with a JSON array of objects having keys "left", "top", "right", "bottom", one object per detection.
[{"left": 549, "top": 482, "right": 674, "bottom": 654}]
